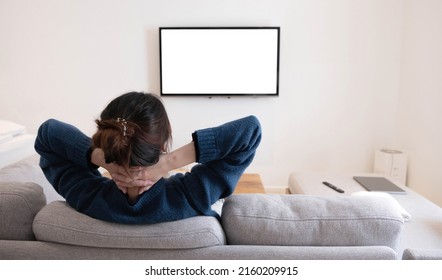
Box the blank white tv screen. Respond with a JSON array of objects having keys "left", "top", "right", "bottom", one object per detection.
[{"left": 159, "top": 27, "right": 280, "bottom": 96}]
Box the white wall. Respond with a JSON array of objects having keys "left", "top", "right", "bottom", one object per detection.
[
  {"left": 395, "top": 0, "right": 442, "bottom": 206},
  {"left": 4, "top": 1, "right": 431, "bottom": 202}
]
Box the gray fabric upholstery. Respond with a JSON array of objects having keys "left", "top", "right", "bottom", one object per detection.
[
  {"left": 402, "top": 248, "right": 442, "bottom": 260},
  {"left": 0, "top": 182, "right": 46, "bottom": 240},
  {"left": 33, "top": 201, "right": 226, "bottom": 249},
  {"left": 0, "top": 240, "right": 397, "bottom": 260},
  {"left": 222, "top": 194, "right": 404, "bottom": 250}
]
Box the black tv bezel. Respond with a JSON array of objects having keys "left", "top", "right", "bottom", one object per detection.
[{"left": 159, "top": 26, "right": 280, "bottom": 97}]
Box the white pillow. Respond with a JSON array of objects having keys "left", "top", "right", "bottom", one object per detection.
[
  {"left": 351, "top": 191, "right": 412, "bottom": 221},
  {"left": 0, "top": 120, "right": 26, "bottom": 137}
]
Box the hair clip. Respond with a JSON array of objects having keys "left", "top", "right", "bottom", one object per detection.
[{"left": 116, "top": 118, "right": 127, "bottom": 137}]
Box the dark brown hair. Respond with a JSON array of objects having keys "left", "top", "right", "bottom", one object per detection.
[{"left": 92, "top": 92, "right": 172, "bottom": 169}]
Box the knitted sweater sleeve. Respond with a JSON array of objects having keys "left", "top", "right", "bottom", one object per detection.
[{"left": 181, "top": 115, "right": 262, "bottom": 215}]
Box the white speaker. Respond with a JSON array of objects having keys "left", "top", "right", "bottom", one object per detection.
[{"left": 374, "top": 149, "right": 407, "bottom": 185}]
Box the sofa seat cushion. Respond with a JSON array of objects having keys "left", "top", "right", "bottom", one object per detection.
[
  {"left": 222, "top": 194, "right": 404, "bottom": 250},
  {"left": 33, "top": 201, "right": 226, "bottom": 249}
]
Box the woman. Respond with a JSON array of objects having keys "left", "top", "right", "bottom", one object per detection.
[{"left": 35, "top": 92, "right": 261, "bottom": 224}]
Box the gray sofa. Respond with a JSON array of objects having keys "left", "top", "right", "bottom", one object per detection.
[{"left": 0, "top": 155, "right": 423, "bottom": 260}]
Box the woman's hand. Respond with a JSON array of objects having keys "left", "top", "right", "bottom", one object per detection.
[
  {"left": 129, "top": 158, "right": 169, "bottom": 193},
  {"left": 91, "top": 148, "right": 155, "bottom": 198},
  {"left": 110, "top": 154, "right": 168, "bottom": 193},
  {"left": 124, "top": 142, "right": 197, "bottom": 193},
  {"left": 110, "top": 162, "right": 167, "bottom": 203},
  {"left": 109, "top": 166, "right": 155, "bottom": 193}
]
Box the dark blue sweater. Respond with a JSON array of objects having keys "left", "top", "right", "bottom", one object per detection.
[{"left": 34, "top": 116, "right": 261, "bottom": 224}]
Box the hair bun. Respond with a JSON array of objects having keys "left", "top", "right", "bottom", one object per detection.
[{"left": 96, "top": 118, "right": 137, "bottom": 140}]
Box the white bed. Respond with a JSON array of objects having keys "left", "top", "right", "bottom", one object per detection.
[{"left": 0, "top": 120, "right": 37, "bottom": 169}]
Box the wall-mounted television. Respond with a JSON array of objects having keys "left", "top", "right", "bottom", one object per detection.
[{"left": 159, "top": 27, "right": 280, "bottom": 97}]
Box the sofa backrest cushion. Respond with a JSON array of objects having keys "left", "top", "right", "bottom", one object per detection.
[
  {"left": 0, "top": 155, "right": 63, "bottom": 202},
  {"left": 0, "top": 182, "right": 46, "bottom": 240},
  {"left": 221, "top": 194, "right": 404, "bottom": 250},
  {"left": 33, "top": 201, "right": 226, "bottom": 249}
]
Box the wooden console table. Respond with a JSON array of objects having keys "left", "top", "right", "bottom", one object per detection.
[{"left": 234, "top": 173, "right": 265, "bottom": 194}]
